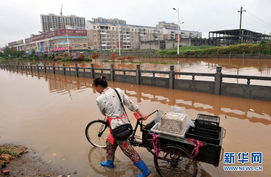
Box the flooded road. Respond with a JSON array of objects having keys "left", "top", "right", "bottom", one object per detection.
[
  {"left": 54, "top": 58, "right": 271, "bottom": 77},
  {"left": 54, "top": 58, "right": 271, "bottom": 85},
  {"left": 0, "top": 68, "right": 271, "bottom": 177},
  {"left": 17, "top": 57, "right": 271, "bottom": 77}
]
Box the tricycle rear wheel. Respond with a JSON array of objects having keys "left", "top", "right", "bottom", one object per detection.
[{"left": 154, "top": 144, "right": 198, "bottom": 177}]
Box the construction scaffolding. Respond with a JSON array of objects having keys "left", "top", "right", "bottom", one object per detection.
[{"left": 209, "top": 29, "right": 271, "bottom": 45}]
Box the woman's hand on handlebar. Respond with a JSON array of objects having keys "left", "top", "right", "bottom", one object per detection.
[{"left": 133, "top": 111, "right": 148, "bottom": 120}]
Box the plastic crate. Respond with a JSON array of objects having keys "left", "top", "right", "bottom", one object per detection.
[
  {"left": 194, "top": 121, "right": 220, "bottom": 131},
  {"left": 196, "top": 143, "right": 222, "bottom": 166},
  {"left": 196, "top": 114, "right": 220, "bottom": 126},
  {"left": 185, "top": 126, "right": 222, "bottom": 145}
]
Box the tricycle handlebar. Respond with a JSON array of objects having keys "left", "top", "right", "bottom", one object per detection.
[{"left": 135, "top": 110, "right": 158, "bottom": 121}]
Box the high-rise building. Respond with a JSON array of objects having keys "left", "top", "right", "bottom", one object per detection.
[
  {"left": 41, "top": 14, "right": 85, "bottom": 32},
  {"left": 92, "top": 17, "right": 126, "bottom": 25}
]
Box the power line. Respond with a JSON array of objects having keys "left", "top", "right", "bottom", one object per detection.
[
  {"left": 244, "top": 11, "right": 271, "bottom": 34},
  {"left": 246, "top": 11, "right": 271, "bottom": 28},
  {"left": 245, "top": 14, "right": 271, "bottom": 33}
]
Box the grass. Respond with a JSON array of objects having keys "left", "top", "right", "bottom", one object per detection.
[
  {"left": 0, "top": 57, "right": 7, "bottom": 62},
  {"left": 60, "top": 57, "right": 93, "bottom": 62},
  {"left": 156, "top": 42, "right": 271, "bottom": 57},
  {"left": 179, "top": 45, "right": 214, "bottom": 52},
  {"left": 0, "top": 147, "right": 20, "bottom": 158}
]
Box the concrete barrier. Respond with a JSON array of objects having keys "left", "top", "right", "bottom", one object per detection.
[{"left": 1, "top": 63, "right": 271, "bottom": 101}]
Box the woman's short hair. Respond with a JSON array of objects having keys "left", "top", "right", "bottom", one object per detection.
[{"left": 93, "top": 76, "right": 108, "bottom": 88}]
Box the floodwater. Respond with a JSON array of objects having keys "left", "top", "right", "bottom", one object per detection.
[
  {"left": 0, "top": 66, "right": 271, "bottom": 177},
  {"left": 49, "top": 57, "right": 271, "bottom": 85},
  {"left": 52, "top": 58, "right": 271, "bottom": 76}
]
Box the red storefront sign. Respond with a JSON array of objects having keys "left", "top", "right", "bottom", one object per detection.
[
  {"left": 52, "top": 47, "right": 73, "bottom": 51},
  {"left": 26, "top": 29, "right": 87, "bottom": 43}
]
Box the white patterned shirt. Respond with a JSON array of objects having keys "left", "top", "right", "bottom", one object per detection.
[{"left": 96, "top": 87, "right": 138, "bottom": 119}]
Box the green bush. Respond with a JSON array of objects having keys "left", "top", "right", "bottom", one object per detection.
[
  {"left": 61, "top": 57, "right": 71, "bottom": 62},
  {"left": 0, "top": 57, "right": 6, "bottom": 62}
]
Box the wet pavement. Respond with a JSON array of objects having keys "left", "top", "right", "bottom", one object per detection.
[{"left": 0, "top": 64, "right": 270, "bottom": 177}]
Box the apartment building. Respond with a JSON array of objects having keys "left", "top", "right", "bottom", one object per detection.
[
  {"left": 86, "top": 17, "right": 163, "bottom": 50},
  {"left": 86, "top": 18, "right": 201, "bottom": 50},
  {"left": 157, "top": 21, "right": 202, "bottom": 40},
  {"left": 92, "top": 17, "right": 126, "bottom": 25},
  {"left": 41, "top": 14, "right": 85, "bottom": 32}
]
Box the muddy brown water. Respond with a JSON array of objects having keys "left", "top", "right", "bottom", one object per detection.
[
  {"left": 0, "top": 67, "right": 270, "bottom": 177},
  {"left": 39, "top": 57, "right": 271, "bottom": 85}
]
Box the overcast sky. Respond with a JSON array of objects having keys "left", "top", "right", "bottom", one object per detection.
[{"left": 0, "top": 0, "right": 271, "bottom": 47}]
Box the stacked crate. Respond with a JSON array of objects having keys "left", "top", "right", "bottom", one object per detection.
[{"left": 185, "top": 114, "right": 224, "bottom": 166}]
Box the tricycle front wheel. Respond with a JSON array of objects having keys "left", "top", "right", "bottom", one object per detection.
[
  {"left": 154, "top": 144, "right": 198, "bottom": 177},
  {"left": 85, "top": 120, "right": 109, "bottom": 148}
]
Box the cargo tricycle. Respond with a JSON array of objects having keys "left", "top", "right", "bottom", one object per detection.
[{"left": 85, "top": 110, "right": 225, "bottom": 177}]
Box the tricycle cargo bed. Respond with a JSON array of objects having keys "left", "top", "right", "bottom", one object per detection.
[{"left": 142, "top": 114, "right": 224, "bottom": 167}]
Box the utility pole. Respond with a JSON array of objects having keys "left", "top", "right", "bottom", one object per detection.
[
  {"left": 173, "top": 8, "right": 180, "bottom": 55},
  {"left": 60, "top": 4, "right": 63, "bottom": 16},
  {"left": 118, "top": 26, "right": 121, "bottom": 56},
  {"left": 47, "top": 40, "right": 50, "bottom": 55},
  {"left": 66, "top": 30, "right": 70, "bottom": 55},
  {"left": 238, "top": 6, "right": 246, "bottom": 43}
]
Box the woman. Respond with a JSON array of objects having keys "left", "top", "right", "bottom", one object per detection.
[{"left": 93, "top": 76, "right": 152, "bottom": 177}]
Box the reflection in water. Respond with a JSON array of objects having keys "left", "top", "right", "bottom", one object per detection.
[
  {"left": 87, "top": 147, "right": 211, "bottom": 177},
  {"left": 87, "top": 147, "right": 139, "bottom": 177},
  {"left": 1, "top": 67, "right": 271, "bottom": 177},
  {"left": 18, "top": 69, "right": 270, "bottom": 126}
]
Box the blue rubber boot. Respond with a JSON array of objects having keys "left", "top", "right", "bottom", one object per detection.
[
  {"left": 134, "top": 160, "right": 152, "bottom": 177},
  {"left": 100, "top": 160, "right": 115, "bottom": 168}
]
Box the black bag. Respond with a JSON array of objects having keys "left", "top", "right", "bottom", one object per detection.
[
  {"left": 112, "top": 123, "right": 133, "bottom": 141},
  {"left": 111, "top": 88, "right": 133, "bottom": 141}
]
